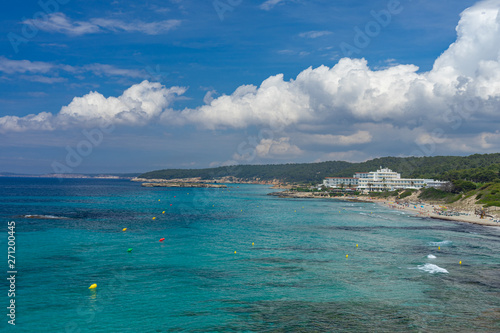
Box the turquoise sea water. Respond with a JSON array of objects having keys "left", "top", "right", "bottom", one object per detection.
[{"left": 0, "top": 178, "right": 499, "bottom": 332}]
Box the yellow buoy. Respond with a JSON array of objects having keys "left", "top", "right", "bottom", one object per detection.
[
  {"left": 162, "top": 211, "right": 165, "bottom": 214},
  {"left": 122, "top": 228, "right": 127, "bottom": 232},
  {"left": 158, "top": 199, "right": 160, "bottom": 201},
  {"left": 346, "top": 254, "right": 348, "bottom": 259},
  {"left": 438, "top": 246, "right": 440, "bottom": 250},
  {"left": 252, "top": 242, "right": 254, "bottom": 246},
  {"left": 459, "top": 261, "right": 462, "bottom": 265},
  {"left": 88, "top": 284, "right": 97, "bottom": 289},
  {"left": 234, "top": 251, "right": 237, "bottom": 254},
  {"left": 294, "top": 210, "right": 296, "bottom": 212},
  {"left": 152, "top": 217, "right": 156, "bottom": 220},
  {"left": 356, "top": 244, "right": 358, "bottom": 248}
]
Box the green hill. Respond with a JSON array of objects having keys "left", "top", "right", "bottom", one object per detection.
[
  {"left": 138, "top": 161, "right": 352, "bottom": 183},
  {"left": 139, "top": 153, "right": 500, "bottom": 184}
]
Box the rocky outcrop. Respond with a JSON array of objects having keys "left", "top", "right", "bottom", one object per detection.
[{"left": 141, "top": 182, "right": 227, "bottom": 188}]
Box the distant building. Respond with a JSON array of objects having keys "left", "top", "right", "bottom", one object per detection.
[
  {"left": 323, "top": 177, "right": 359, "bottom": 189},
  {"left": 323, "top": 167, "right": 447, "bottom": 192}
]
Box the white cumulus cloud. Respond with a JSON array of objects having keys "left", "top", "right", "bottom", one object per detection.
[
  {"left": 3, "top": 0, "right": 500, "bottom": 158},
  {"left": 180, "top": 0, "right": 500, "bottom": 140},
  {"left": 255, "top": 137, "right": 303, "bottom": 158},
  {"left": 0, "top": 81, "right": 185, "bottom": 133},
  {"left": 232, "top": 137, "right": 303, "bottom": 161}
]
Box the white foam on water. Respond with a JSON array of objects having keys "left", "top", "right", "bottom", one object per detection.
[
  {"left": 417, "top": 263, "right": 448, "bottom": 274},
  {"left": 359, "top": 212, "right": 390, "bottom": 220},
  {"left": 23, "top": 214, "right": 66, "bottom": 219},
  {"left": 427, "top": 254, "right": 436, "bottom": 259},
  {"left": 428, "top": 240, "right": 452, "bottom": 246}
]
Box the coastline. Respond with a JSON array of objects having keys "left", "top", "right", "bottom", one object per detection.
[
  {"left": 372, "top": 198, "right": 500, "bottom": 227},
  {"left": 141, "top": 182, "right": 227, "bottom": 188},
  {"left": 268, "top": 190, "right": 500, "bottom": 227},
  {"left": 132, "top": 177, "right": 293, "bottom": 188}
]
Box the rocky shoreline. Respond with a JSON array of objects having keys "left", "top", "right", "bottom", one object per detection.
[
  {"left": 141, "top": 182, "right": 227, "bottom": 188},
  {"left": 267, "top": 191, "right": 330, "bottom": 198},
  {"left": 132, "top": 177, "right": 292, "bottom": 188}
]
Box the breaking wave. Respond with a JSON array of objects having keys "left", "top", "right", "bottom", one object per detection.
[
  {"left": 417, "top": 263, "right": 448, "bottom": 274},
  {"left": 428, "top": 240, "right": 452, "bottom": 246},
  {"left": 23, "top": 214, "right": 67, "bottom": 219}
]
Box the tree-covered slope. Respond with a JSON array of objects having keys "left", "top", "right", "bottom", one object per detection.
[
  {"left": 139, "top": 153, "right": 500, "bottom": 183},
  {"left": 139, "top": 160, "right": 353, "bottom": 183},
  {"left": 333, "top": 154, "right": 500, "bottom": 179}
]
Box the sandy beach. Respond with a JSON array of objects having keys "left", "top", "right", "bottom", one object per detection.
[
  {"left": 351, "top": 197, "right": 500, "bottom": 227},
  {"left": 268, "top": 190, "right": 500, "bottom": 227}
]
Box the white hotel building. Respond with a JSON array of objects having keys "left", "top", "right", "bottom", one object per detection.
[{"left": 323, "top": 167, "right": 447, "bottom": 192}]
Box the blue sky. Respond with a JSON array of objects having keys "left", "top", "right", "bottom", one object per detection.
[{"left": 3, "top": 0, "right": 499, "bottom": 174}]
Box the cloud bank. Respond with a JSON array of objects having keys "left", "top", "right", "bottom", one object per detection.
[
  {"left": 0, "top": 81, "right": 185, "bottom": 132},
  {"left": 3, "top": 0, "right": 500, "bottom": 156}
]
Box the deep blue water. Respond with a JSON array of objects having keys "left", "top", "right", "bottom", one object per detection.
[{"left": 0, "top": 178, "right": 499, "bottom": 332}]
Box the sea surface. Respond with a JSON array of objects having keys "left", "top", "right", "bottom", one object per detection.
[{"left": 0, "top": 178, "right": 499, "bottom": 332}]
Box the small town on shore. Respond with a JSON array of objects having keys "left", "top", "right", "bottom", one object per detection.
[
  {"left": 269, "top": 166, "right": 500, "bottom": 227},
  {"left": 131, "top": 164, "right": 500, "bottom": 227}
]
